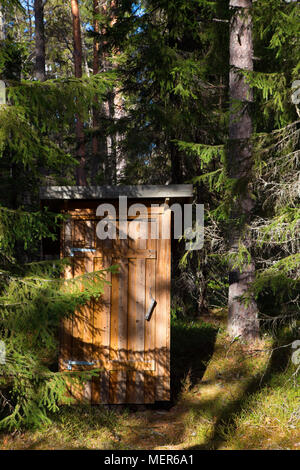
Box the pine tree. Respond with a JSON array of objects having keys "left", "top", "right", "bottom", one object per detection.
[
  {"left": 226, "top": 0, "right": 260, "bottom": 340},
  {"left": 71, "top": 0, "right": 87, "bottom": 185},
  {"left": 34, "top": 0, "right": 46, "bottom": 81},
  {"left": 0, "top": 0, "right": 115, "bottom": 428}
]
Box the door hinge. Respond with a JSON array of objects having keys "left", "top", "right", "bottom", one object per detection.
[
  {"left": 65, "top": 360, "right": 95, "bottom": 370},
  {"left": 69, "top": 248, "right": 96, "bottom": 257}
]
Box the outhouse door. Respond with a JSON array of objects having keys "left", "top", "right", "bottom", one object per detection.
[{"left": 59, "top": 203, "right": 171, "bottom": 404}]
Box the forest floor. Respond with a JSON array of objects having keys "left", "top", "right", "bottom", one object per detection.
[{"left": 0, "top": 313, "right": 299, "bottom": 450}]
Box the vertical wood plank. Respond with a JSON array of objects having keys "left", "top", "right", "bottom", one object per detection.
[
  {"left": 144, "top": 371, "right": 155, "bottom": 404},
  {"left": 135, "top": 259, "right": 145, "bottom": 404},
  {"left": 127, "top": 258, "right": 136, "bottom": 403},
  {"left": 109, "top": 255, "right": 120, "bottom": 404},
  {"left": 116, "top": 254, "right": 128, "bottom": 404},
  {"left": 127, "top": 259, "right": 136, "bottom": 362},
  {"left": 71, "top": 256, "right": 87, "bottom": 403},
  {"left": 110, "top": 259, "right": 119, "bottom": 363},
  {"left": 118, "top": 257, "right": 128, "bottom": 363},
  {"left": 83, "top": 254, "right": 94, "bottom": 359},
  {"left": 72, "top": 256, "right": 86, "bottom": 362},
  {"left": 144, "top": 219, "right": 157, "bottom": 403},
  {"left": 135, "top": 371, "right": 144, "bottom": 404},
  {"left": 92, "top": 256, "right": 111, "bottom": 404},
  {"left": 59, "top": 219, "right": 73, "bottom": 372},
  {"left": 82, "top": 253, "right": 94, "bottom": 402},
  {"left": 145, "top": 259, "right": 156, "bottom": 361},
  {"left": 99, "top": 239, "right": 113, "bottom": 404},
  {"left": 155, "top": 209, "right": 171, "bottom": 401},
  {"left": 73, "top": 220, "right": 85, "bottom": 246},
  {"left": 135, "top": 258, "right": 145, "bottom": 363},
  {"left": 116, "top": 371, "right": 127, "bottom": 404},
  {"left": 109, "top": 371, "right": 118, "bottom": 404},
  {"left": 126, "top": 371, "right": 135, "bottom": 403},
  {"left": 135, "top": 218, "right": 147, "bottom": 403},
  {"left": 85, "top": 220, "right": 94, "bottom": 247}
]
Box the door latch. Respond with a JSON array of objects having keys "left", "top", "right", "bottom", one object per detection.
[{"left": 145, "top": 288, "right": 157, "bottom": 321}]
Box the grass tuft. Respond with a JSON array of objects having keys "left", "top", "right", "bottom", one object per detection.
[{"left": 0, "top": 316, "right": 299, "bottom": 450}]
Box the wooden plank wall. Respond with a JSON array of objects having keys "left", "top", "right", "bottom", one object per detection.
[{"left": 59, "top": 203, "right": 171, "bottom": 404}]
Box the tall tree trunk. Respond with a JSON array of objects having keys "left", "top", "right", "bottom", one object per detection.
[
  {"left": 95, "top": 0, "right": 124, "bottom": 185},
  {"left": 114, "top": 90, "right": 126, "bottom": 184},
  {"left": 71, "top": 0, "right": 86, "bottom": 185},
  {"left": 27, "top": 0, "right": 33, "bottom": 42},
  {"left": 93, "top": 0, "right": 100, "bottom": 76},
  {"left": 91, "top": 0, "right": 100, "bottom": 184},
  {"left": 34, "top": 0, "right": 46, "bottom": 82},
  {"left": 0, "top": 5, "right": 5, "bottom": 41},
  {"left": 227, "top": 0, "right": 259, "bottom": 340},
  {"left": 108, "top": 0, "right": 126, "bottom": 185}
]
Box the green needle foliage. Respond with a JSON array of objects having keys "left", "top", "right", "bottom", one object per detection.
[
  {"left": 0, "top": 74, "right": 115, "bottom": 174},
  {"left": 0, "top": 3, "right": 116, "bottom": 428},
  {"left": 0, "top": 206, "right": 116, "bottom": 430},
  {"left": 165, "top": 0, "right": 300, "bottom": 324},
  {"left": 0, "top": 0, "right": 299, "bottom": 431}
]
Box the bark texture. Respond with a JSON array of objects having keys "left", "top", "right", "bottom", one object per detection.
[
  {"left": 71, "top": 0, "right": 86, "bottom": 185},
  {"left": 0, "top": 6, "right": 5, "bottom": 41},
  {"left": 34, "top": 0, "right": 46, "bottom": 82},
  {"left": 98, "top": 0, "right": 126, "bottom": 185},
  {"left": 91, "top": 0, "right": 100, "bottom": 184},
  {"left": 227, "top": 0, "right": 259, "bottom": 340}
]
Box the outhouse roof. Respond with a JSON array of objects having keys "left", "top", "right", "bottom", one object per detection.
[{"left": 40, "top": 185, "right": 193, "bottom": 200}]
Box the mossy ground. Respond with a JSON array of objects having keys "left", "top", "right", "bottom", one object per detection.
[{"left": 0, "top": 313, "right": 299, "bottom": 450}]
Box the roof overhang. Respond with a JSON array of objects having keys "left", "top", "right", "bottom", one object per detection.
[{"left": 40, "top": 185, "right": 193, "bottom": 200}]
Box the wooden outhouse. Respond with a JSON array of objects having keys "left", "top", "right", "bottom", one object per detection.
[{"left": 40, "top": 185, "right": 193, "bottom": 404}]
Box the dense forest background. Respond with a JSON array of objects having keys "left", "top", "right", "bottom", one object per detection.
[{"left": 0, "top": 0, "right": 299, "bottom": 432}]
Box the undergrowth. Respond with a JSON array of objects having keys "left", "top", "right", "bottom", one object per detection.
[{"left": 0, "top": 316, "right": 298, "bottom": 450}]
